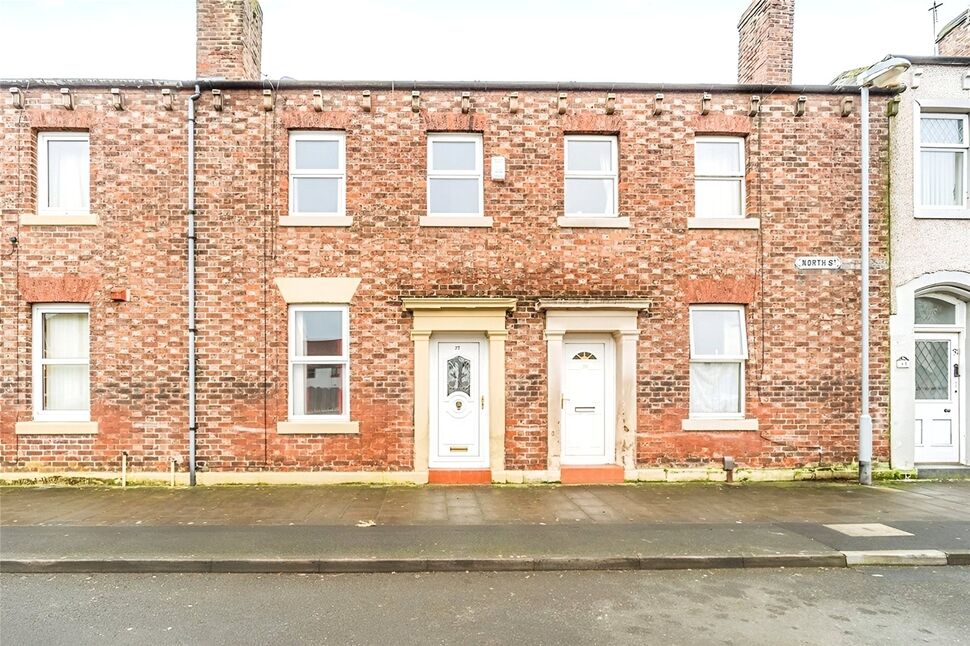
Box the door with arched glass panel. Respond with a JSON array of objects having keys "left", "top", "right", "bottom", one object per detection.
[{"left": 914, "top": 295, "right": 964, "bottom": 463}]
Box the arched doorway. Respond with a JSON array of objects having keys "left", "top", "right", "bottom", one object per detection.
[{"left": 890, "top": 272, "right": 970, "bottom": 469}]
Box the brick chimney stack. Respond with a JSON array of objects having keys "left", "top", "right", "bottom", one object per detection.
[
  {"left": 936, "top": 9, "right": 970, "bottom": 56},
  {"left": 196, "top": 0, "right": 263, "bottom": 79},
  {"left": 737, "top": 0, "right": 795, "bottom": 85}
]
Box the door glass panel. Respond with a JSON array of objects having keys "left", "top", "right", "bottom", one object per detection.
[
  {"left": 914, "top": 340, "right": 950, "bottom": 400},
  {"left": 914, "top": 297, "right": 957, "bottom": 325},
  {"left": 447, "top": 355, "right": 471, "bottom": 396}
]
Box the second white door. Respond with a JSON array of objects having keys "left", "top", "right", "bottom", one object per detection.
[
  {"left": 561, "top": 338, "right": 615, "bottom": 465},
  {"left": 914, "top": 333, "right": 962, "bottom": 463}
]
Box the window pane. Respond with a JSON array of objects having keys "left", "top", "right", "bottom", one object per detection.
[
  {"left": 692, "top": 309, "right": 743, "bottom": 357},
  {"left": 565, "top": 178, "right": 614, "bottom": 215},
  {"left": 431, "top": 140, "right": 477, "bottom": 171},
  {"left": 690, "top": 362, "right": 741, "bottom": 414},
  {"left": 921, "top": 117, "right": 964, "bottom": 145},
  {"left": 695, "top": 179, "right": 742, "bottom": 218},
  {"left": 566, "top": 139, "right": 614, "bottom": 172},
  {"left": 915, "top": 297, "right": 957, "bottom": 325},
  {"left": 293, "top": 177, "right": 340, "bottom": 213},
  {"left": 43, "top": 312, "right": 88, "bottom": 359},
  {"left": 294, "top": 139, "right": 340, "bottom": 170},
  {"left": 293, "top": 364, "right": 345, "bottom": 416},
  {"left": 429, "top": 178, "right": 480, "bottom": 214},
  {"left": 295, "top": 310, "right": 343, "bottom": 357},
  {"left": 695, "top": 141, "right": 741, "bottom": 175},
  {"left": 920, "top": 150, "right": 964, "bottom": 206},
  {"left": 914, "top": 341, "right": 950, "bottom": 400},
  {"left": 44, "top": 364, "right": 89, "bottom": 411},
  {"left": 47, "top": 139, "right": 89, "bottom": 210}
]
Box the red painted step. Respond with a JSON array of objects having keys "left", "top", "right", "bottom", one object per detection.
[
  {"left": 428, "top": 469, "right": 492, "bottom": 485},
  {"left": 560, "top": 464, "right": 625, "bottom": 484}
]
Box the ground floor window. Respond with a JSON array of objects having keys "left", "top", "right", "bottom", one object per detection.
[
  {"left": 689, "top": 305, "right": 747, "bottom": 417},
  {"left": 33, "top": 303, "right": 90, "bottom": 421},
  {"left": 288, "top": 305, "right": 350, "bottom": 421}
]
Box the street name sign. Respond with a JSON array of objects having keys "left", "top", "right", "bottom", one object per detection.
[{"left": 794, "top": 256, "right": 842, "bottom": 270}]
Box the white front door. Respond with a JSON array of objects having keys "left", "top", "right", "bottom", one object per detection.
[
  {"left": 914, "top": 332, "right": 962, "bottom": 463},
  {"left": 561, "top": 338, "right": 615, "bottom": 465},
  {"left": 430, "top": 336, "right": 489, "bottom": 468}
]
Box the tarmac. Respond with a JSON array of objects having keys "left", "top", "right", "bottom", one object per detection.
[{"left": 1, "top": 480, "right": 968, "bottom": 573}]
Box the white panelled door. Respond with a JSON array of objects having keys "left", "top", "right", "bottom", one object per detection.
[
  {"left": 914, "top": 333, "right": 961, "bottom": 463},
  {"left": 430, "top": 337, "right": 488, "bottom": 468},
  {"left": 561, "top": 338, "right": 615, "bottom": 465}
]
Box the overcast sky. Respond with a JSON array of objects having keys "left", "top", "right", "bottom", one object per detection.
[{"left": 0, "top": 0, "right": 959, "bottom": 84}]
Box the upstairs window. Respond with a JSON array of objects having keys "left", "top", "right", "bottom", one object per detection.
[
  {"left": 288, "top": 305, "right": 350, "bottom": 421},
  {"left": 37, "top": 132, "right": 90, "bottom": 216},
  {"left": 289, "top": 131, "right": 346, "bottom": 216},
  {"left": 564, "top": 135, "right": 618, "bottom": 216},
  {"left": 427, "top": 133, "right": 483, "bottom": 217},
  {"left": 919, "top": 113, "right": 968, "bottom": 209},
  {"left": 694, "top": 137, "right": 745, "bottom": 219},
  {"left": 33, "top": 304, "right": 90, "bottom": 421},
  {"left": 689, "top": 305, "right": 748, "bottom": 417}
]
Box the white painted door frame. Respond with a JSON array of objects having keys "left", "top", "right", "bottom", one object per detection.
[{"left": 429, "top": 333, "right": 490, "bottom": 468}]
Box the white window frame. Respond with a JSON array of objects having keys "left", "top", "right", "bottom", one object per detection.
[
  {"left": 32, "top": 303, "right": 91, "bottom": 422},
  {"left": 288, "top": 305, "right": 350, "bottom": 422},
  {"left": 694, "top": 136, "right": 746, "bottom": 219},
  {"left": 563, "top": 134, "right": 619, "bottom": 217},
  {"left": 915, "top": 112, "right": 969, "bottom": 215},
  {"left": 37, "top": 131, "right": 90, "bottom": 216},
  {"left": 426, "top": 133, "right": 484, "bottom": 218},
  {"left": 688, "top": 304, "right": 748, "bottom": 419},
  {"left": 288, "top": 131, "right": 347, "bottom": 217}
]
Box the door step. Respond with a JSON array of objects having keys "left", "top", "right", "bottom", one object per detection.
[
  {"left": 560, "top": 464, "right": 625, "bottom": 484},
  {"left": 915, "top": 465, "right": 970, "bottom": 480},
  {"left": 428, "top": 469, "right": 492, "bottom": 485}
]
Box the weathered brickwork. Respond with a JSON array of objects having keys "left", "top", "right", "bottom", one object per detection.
[
  {"left": 937, "top": 10, "right": 970, "bottom": 56},
  {"left": 0, "top": 84, "right": 891, "bottom": 474},
  {"left": 738, "top": 0, "right": 795, "bottom": 85},
  {"left": 197, "top": 0, "right": 263, "bottom": 79}
]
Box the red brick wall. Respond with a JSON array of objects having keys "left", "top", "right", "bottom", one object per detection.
[
  {"left": 0, "top": 86, "right": 891, "bottom": 473},
  {"left": 738, "top": 0, "right": 795, "bottom": 85},
  {"left": 196, "top": 0, "right": 263, "bottom": 79},
  {"left": 937, "top": 11, "right": 970, "bottom": 56}
]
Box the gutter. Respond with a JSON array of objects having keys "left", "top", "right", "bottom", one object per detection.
[
  {"left": 1, "top": 78, "right": 898, "bottom": 95},
  {"left": 187, "top": 84, "right": 201, "bottom": 486}
]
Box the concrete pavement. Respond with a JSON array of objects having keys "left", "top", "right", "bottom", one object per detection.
[{"left": 2, "top": 481, "right": 969, "bottom": 573}]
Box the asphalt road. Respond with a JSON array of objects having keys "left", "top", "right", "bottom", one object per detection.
[{"left": 2, "top": 567, "right": 968, "bottom": 645}]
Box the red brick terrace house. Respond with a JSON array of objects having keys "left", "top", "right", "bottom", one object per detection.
[{"left": 0, "top": 0, "right": 894, "bottom": 484}]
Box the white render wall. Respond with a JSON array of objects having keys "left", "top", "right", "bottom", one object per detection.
[
  {"left": 890, "top": 63, "right": 970, "bottom": 296},
  {"left": 888, "top": 60, "right": 970, "bottom": 469}
]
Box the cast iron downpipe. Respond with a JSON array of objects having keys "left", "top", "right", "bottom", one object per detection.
[{"left": 187, "top": 84, "right": 201, "bottom": 486}]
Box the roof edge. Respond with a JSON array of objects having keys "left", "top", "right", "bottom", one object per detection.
[
  {"left": 890, "top": 54, "right": 970, "bottom": 67},
  {"left": 0, "top": 78, "right": 897, "bottom": 94}
]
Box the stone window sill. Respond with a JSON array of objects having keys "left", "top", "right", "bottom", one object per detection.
[
  {"left": 16, "top": 421, "right": 99, "bottom": 435},
  {"left": 914, "top": 209, "right": 970, "bottom": 220},
  {"left": 277, "top": 420, "right": 360, "bottom": 434},
  {"left": 681, "top": 418, "right": 759, "bottom": 432},
  {"left": 279, "top": 215, "right": 353, "bottom": 227},
  {"left": 687, "top": 217, "right": 760, "bottom": 230},
  {"left": 20, "top": 214, "right": 99, "bottom": 226},
  {"left": 419, "top": 216, "right": 493, "bottom": 228},
  {"left": 557, "top": 216, "right": 631, "bottom": 229}
]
